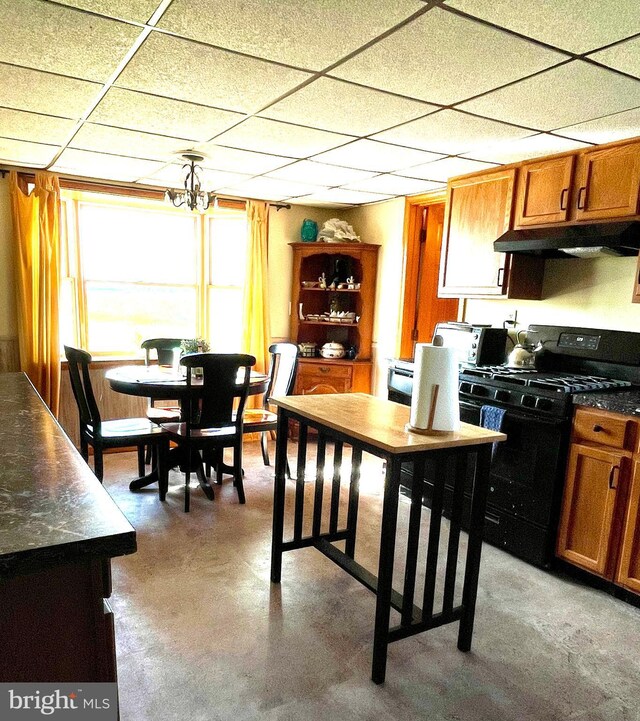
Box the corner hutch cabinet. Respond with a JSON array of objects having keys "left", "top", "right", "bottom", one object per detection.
[
  {"left": 556, "top": 406, "right": 640, "bottom": 595},
  {"left": 289, "top": 242, "right": 379, "bottom": 396}
]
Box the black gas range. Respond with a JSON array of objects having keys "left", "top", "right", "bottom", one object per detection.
[{"left": 388, "top": 325, "right": 640, "bottom": 568}]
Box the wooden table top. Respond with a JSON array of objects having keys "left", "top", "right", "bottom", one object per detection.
[{"left": 273, "top": 393, "right": 506, "bottom": 456}]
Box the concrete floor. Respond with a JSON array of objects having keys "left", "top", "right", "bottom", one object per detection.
[{"left": 103, "top": 443, "right": 640, "bottom": 721}]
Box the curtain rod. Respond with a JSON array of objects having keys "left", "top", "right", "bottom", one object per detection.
[{"left": 0, "top": 168, "right": 291, "bottom": 210}]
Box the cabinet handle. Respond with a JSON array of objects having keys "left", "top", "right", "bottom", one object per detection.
[
  {"left": 319, "top": 366, "right": 330, "bottom": 373},
  {"left": 593, "top": 424, "right": 603, "bottom": 432},
  {"left": 609, "top": 465, "right": 620, "bottom": 490},
  {"left": 496, "top": 267, "right": 504, "bottom": 288},
  {"left": 560, "top": 187, "right": 568, "bottom": 210},
  {"left": 577, "top": 186, "right": 586, "bottom": 210}
]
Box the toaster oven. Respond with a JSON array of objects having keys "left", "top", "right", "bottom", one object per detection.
[{"left": 433, "top": 322, "right": 508, "bottom": 366}]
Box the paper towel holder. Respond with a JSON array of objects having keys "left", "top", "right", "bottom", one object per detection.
[{"left": 405, "top": 384, "right": 448, "bottom": 436}]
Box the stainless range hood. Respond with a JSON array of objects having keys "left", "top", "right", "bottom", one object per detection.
[{"left": 493, "top": 221, "right": 640, "bottom": 258}]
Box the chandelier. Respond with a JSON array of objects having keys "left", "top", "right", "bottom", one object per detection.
[{"left": 164, "top": 153, "right": 216, "bottom": 212}]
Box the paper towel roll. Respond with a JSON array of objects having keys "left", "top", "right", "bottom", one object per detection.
[{"left": 409, "top": 343, "right": 460, "bottom": 433}]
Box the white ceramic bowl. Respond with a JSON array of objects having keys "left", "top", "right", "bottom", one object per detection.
[{"left": 320, "top": 342, "right": 345, "bottom": 359}]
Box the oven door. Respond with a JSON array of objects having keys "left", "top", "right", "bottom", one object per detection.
[{"left": 461, "top": 401, "right": 569, "bottom": 527}]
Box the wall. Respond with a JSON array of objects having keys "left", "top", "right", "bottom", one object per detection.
[
  {"left": 0, "top": 175, "right": 19, "bottom": 372},
  {"left": 464, "top": 255, "right": 640, "bottom": 331},
  {"left": 342, "top": 198, "right": 406, "bottom": 397}
]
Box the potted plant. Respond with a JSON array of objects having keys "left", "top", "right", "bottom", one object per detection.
[{"left": 180, "top": 338, "right": 210, "bottom": 377}]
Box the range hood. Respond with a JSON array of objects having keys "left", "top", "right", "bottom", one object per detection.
[{"left": 494, "top": 221, "right": 640, "bottom": 258}]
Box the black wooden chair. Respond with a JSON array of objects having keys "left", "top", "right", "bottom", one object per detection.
[
  {"left": 242, "top": 342, "right": 298, "bottom": 469},
  {"left": 160, "top": 352, "right": 255, "bottom": 512},
  {"left": 64, "top": 345, "right": 169, "bottom": 490},
  {"left": 141, "top": 338, "right": 183, "bottom": 463}
]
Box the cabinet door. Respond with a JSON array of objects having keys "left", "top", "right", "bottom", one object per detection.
[
  {"left": 574, "top": 142, "right": 640, "bottom": 221},
  {"left": 556, "top": 443, "right": 625, "bottom": 577},
  {"left": 515, "top": 155, "right": 575, "bottom": 227},
  {"left": 439, "top": 168, "right": 515, "bottom": 297},
  {"left": 615, "top": 459, "right": 640, "bottom": 594}
]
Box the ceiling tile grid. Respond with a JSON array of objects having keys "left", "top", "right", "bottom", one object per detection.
[
  {"left": 115, "top": 32, "right": 312, "bottom": 114},
  {"left": 157, "top": 0, "right": 426, "bottom": 71},
  {"left": 329, "top": 7, "right": 565, "bottom": 105},
  {"left": 89, "top": 87, "right": 245, "bottom": 142},
  {"left": 0, "top": 0, "right": 143, "bottom": 82},
  {"left": 1, "top": 1, "right": 640, "bottom": 206},
  {"left": 447, "top": 0, "right": 640, "bottom": 55}
]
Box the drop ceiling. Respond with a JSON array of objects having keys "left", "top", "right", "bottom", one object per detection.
[{"left": 1, "top": 0, "right": 639, "bottom": 208}]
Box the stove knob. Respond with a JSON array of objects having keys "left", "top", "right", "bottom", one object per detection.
[
  {"left": 535, "top": 397, "right": 553, "bottom": 411},
  {"left": 494, "top": 389, "right": 510, "bottom": 402},
  {"left": 521, "top": 394, "right": 536, "bottom": 408},
  {"left": 459, "top": 382, "right": 472, "bottom": 394}
]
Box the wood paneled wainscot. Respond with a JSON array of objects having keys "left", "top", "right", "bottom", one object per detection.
[{"left": 556, "top": 406, "right": 640, "bottom": 594}]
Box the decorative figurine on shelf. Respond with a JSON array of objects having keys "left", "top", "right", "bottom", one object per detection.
[
  {"left": 318, "top": 272, "right": 327, "bottom": 289},
  {"left": 300, "top": 218, "right": 318, "bottom": 243},
  {"left": 346, "top": 275, "right": 355, "bottom": 289}
]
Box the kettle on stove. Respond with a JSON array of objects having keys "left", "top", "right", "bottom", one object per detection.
[{"left": 507, "top": 330, "right": 544, "bottom": 369}]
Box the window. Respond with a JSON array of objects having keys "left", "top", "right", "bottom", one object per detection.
[{"left": 59, "top": 190, "right": 248, "bottom": 357}]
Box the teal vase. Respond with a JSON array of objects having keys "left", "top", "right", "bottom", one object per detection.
[{"left": 300, "top": 218, "right": 318, "bottom": 242}]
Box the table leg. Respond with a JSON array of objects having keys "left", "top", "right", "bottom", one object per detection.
[
  {"left": 270, "top": 409, "right": 290, "bottom": 583},
  {"left": 458, "top": 445, "right": 492, "bottom": 652},
  {"left": 372, "top": 455, "right": 401, "bottom": 684}
]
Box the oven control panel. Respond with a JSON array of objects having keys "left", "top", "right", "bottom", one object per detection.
[{"left": 558, "top": 332, "right": 600, "bottom": 350}]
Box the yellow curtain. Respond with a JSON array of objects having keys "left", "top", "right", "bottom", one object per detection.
[
  {"left": 9, "top": 171, "right": 61, "bottom": 416},
  {"left": 241, "top": 201, "right": 271, "bottom": 409}
]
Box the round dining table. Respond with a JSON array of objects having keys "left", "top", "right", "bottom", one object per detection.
[{"left": 105, "top": 365, "right": 269, "bottom": 492}]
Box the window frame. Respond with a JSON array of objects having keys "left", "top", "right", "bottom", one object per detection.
[{"left": 59, "top": 184, "right": 248, "bottom": 358}]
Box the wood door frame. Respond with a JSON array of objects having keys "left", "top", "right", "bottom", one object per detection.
[{"left": 399, "top": 191, "right": 459, "bottom": 359}]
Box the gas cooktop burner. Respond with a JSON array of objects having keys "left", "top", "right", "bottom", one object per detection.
[{"left": 461, "top": 366, "right": 632, "bottom": 394}]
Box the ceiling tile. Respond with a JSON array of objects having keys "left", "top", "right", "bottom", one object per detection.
[
  {"left": 212, "top": 118, "right": 351, "bottom": 158},
  {"left": 259, "top": 77, "right": 437, "bottom": 135},
  {"left": 340, "top": 174, "right": 442, "bottom": 196},
  {"left": 313, "top": 139, "right": 443, "bottom": 173},
  {"left": 448, "top": 0, "right": 640, "bottom": 54},
  {"left": 217, "top": 177, "right": 325, "bottom": 202},
  {"left": 89, "top": 88, "right": 244, "bottom": 142},
  {"left": 288, "top": 197, "right": 353, "bottom": 209},
  {"left": 54, "top": 0, "right": 160, "bottom": 24},
  {"left": 295, "top": 189, "right": 391, "bottom": 205},
  {"left": 268, "top": 161, "right": 375, "bottom": 186},
  {"left": 555, "top": 107, "right": 640, "bottom": 145},
  {"left": 0, "top": 0, "right": 142, "bottom": 82},
  {"left": 0, "top": 63, "right": 102, "bottom": 118},
  {"left": 51, "top": 148, "right": 163, "bottom": 181},
  {"left": 462, "top": 133, "right": 590, "bottom": 164},
  {"left": 459, "top": 61, "right": 640, "bottom": 130},
  {"left": 140, "top": 164, "right": 251, "bottom": 190},
  {"left": 195, "top": 145, "right": 292, "bottom": 175},
  {"left": 399, "top": 157, "right": 498, "bottom": 181},
  {"left": 157, "top": 0, "right": 424, "bottom": 70},
  {"left": 70, "top": 124, "right": 191, "bottom": 161},
  {"left": 116, "top": 32, "right": 311, "bottom": 113},
  {"left": 330, "top": 7, "right": 564, "bottom": 105},
  {"left": 589, "top": 37, "right": 640, "bottom": 79},
  {"left": 0, "top": 109, "right": 77, "bottom": 145},
  {"left": 0, "top": 138, "right": 60, "bottom": 166},
  {"left": 373, "top": 109, "right": 531, "bottom": 155}
]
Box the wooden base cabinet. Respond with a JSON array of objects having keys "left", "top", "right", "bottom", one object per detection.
[
  {"left": 557, "top": 407, "right": 640, "bottom": 596},
  {"left": 294, "top": 358, "right": 372, "bottom": 396}
]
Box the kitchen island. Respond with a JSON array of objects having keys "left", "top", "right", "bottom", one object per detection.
[{"left": 0, "top": 373, "right": 136, "bottom": 682}]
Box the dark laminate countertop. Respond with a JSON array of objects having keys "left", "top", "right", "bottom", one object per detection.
[
  {"left": 573, "top": 389, "right": 640, "bottom": 417},
  {"left": 0, "top": 373, "right": 136, "bottom": 577}
]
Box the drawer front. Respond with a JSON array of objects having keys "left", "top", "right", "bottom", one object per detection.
[
  {"left": 572, "top": 407, "right": 634, "bottom": 451},
  {"left": 299, "top": 362, "right": 352, "bottom": 379},
  {"left": 296, "top": 374, "right": 352, "bottom": 395}
]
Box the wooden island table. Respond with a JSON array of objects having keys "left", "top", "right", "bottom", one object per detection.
[{"left": 270, "top": 393, "right": 506, "bottom": 684}]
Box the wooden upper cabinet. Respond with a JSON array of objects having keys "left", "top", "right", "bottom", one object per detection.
[
  {"left": 556, "top": 443, "right": 625, "bottom": 578},
  {"left": 515, "top": 155, "right": 575, "bottom": 227},
  {"left": 439, "top": 168, "right": 515, "bottom": 297},
  {"left": 574, "top": 141, "right": 640, "bottom": 221}
]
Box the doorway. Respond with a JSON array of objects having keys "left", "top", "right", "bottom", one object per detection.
[{"left": 399, "top": 195, "right": 459, "bottom": 359}]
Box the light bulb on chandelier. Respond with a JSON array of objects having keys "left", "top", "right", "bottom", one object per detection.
[{"left": 164, "top": 153, "right": 217, "bottom": 212}]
